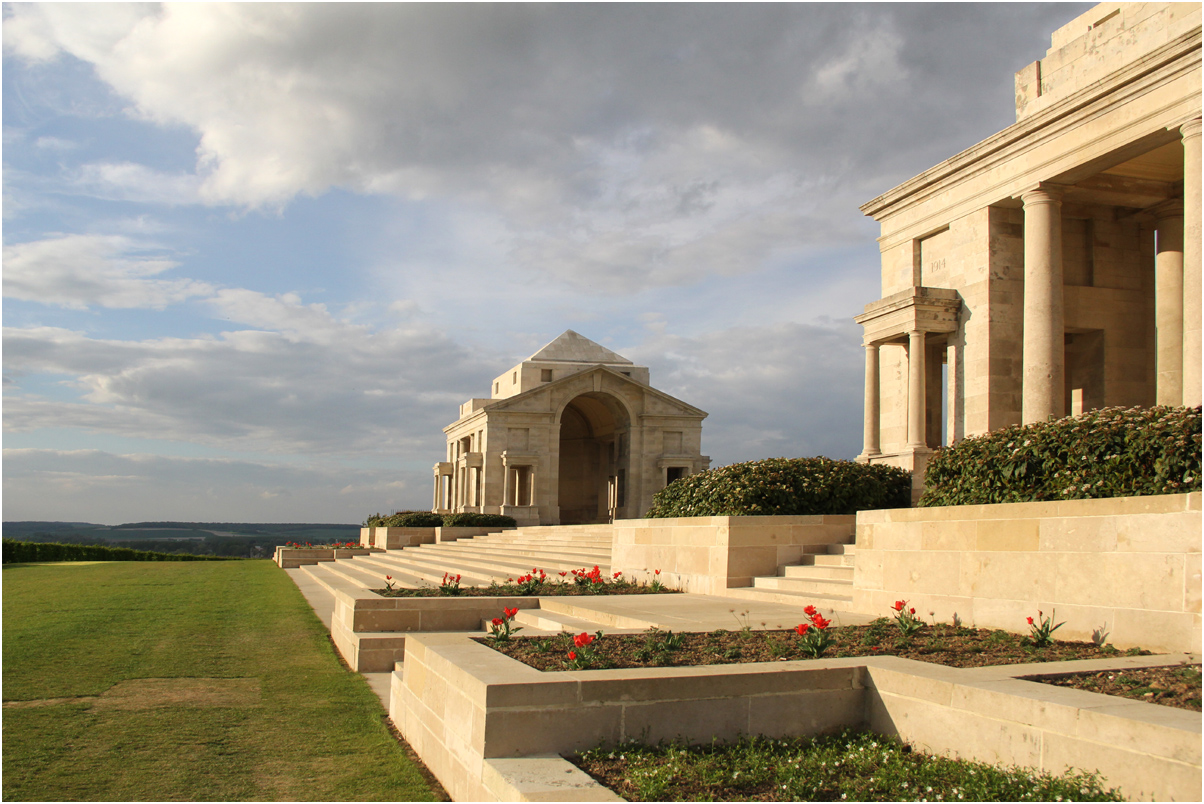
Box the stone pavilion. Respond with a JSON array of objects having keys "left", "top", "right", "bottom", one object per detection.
[
  {"left": 432, "top": 330, "right": 709, "bottom": 525},
  {"left": 855, "top": 2, "right": 1201, "bottom": 495}
]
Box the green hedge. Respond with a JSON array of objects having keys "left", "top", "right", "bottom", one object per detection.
[
  {"left": 2, "top": 540, "right": 237, "bottom": 564},
  {"left": 645, "top": 457, "right": 913, "bottom": 518},
  {"left": 919, "top": 405, "right": 1202, "bottom": 507},
  {"left": 362, "top": 511, "right": 517, "bottom": 528},
  {"left": 440, "top": 513, "right": 517, "bottom": 528}
]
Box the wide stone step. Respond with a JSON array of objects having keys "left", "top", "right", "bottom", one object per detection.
[
  {"left": 414, "top": 543, "right": 611, "bottom": 564},
  {"left": 723, "top": 586, "right": 853, "bottom": 608},
  {"left": 753, "top": 575, "right": 853, "bottom": 596},
  {"left": 465, "top": 536, "right": 613, "bottom": 549},
  {"left": 781, "top": 565, "right": 855, "bottom": 581},
  {"left": 798, "top": 553, "right": 856, "bottom": 568},
  {"left": 391, "top": 548, "right": 612, "bottom": 577},
  {"left": 347, "top": 550, "right": 612, "bottom": 586},
  {"left": 496, "top": 608, "right": 604, "bottom": 634},
  {"left": 343, "top": 554, "right": 493, "bottom": 588}
]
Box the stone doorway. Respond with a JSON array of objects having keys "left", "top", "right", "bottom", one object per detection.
[{"left": 557, "top": 393, "right": 629, "bottom": 524}]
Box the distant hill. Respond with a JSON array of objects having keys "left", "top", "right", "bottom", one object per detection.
[{"left": 1, "top": 521, "right": 359, "bottom": 558}]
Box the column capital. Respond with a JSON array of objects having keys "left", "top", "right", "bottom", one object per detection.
[
  {"left": 1020, "top": 184, "right": 1066, "bottom": 206},
  {"left": 1150, "top": 198, "right": 1185, "bottom": 221},
  {"left": 1180, "top": 117, "right": 1202, "bottom": 141}
]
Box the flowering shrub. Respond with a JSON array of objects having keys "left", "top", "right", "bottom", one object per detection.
[
  {"left": 889, "top": 600, "right": 924, "bottom": 639},
  {"left": 441, "top": 512, "right": 518, "bottom": 528},
  {"left": 794, "top": 605, "right": 834, "bottom": 658},
  {"left": 487, "top": 607, "right": 522, "bottom": 643},
  {"left": 645, "top": 457, "right": 912, "bottom": 517},
  {"left": 1025, "top": 610, "right": 1064, "bottom": 647},
  {"left": 920, "top": 405, "right": 1202, "bottom": 507},
  {"left": 439, "top": 572, "right": 462, "bottom": 596}
]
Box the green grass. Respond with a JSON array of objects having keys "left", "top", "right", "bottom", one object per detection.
[
  {"left": 573, "top": 730, "right": 1124, "bottom": 801},
  {"left": 2, "top": 560, "right": 439, "bottom": 801}
]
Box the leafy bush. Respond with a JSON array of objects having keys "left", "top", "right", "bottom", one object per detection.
[
  {"left": 441, "top": 513, "right": 517, "bottom": 528},
  {"left": 362, "top": 511, "right": 516, "bottom": 528},
  {"left": 919, "top": 405, "right": 1202, "bottom": 507},
  {"left": 2, "top": 540, "right": 235, "bottom": 564},
  {"left": 644, "top": 457, "right": 912, "bottom": 518}
]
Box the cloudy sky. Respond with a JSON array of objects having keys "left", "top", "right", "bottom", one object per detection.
[{"left": 3, "top": 2, "right": 1090, "bottom": 525}]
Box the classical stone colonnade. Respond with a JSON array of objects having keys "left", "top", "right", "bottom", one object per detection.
[{"left": 855, "top": 3, "right": 1201, "bottom": 495}]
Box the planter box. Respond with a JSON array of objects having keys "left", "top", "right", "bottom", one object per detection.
[
  {"left": 362, "top": 525, "right": 516, "bottom": 549},
  {"left": 391, "top": 633, "right": 1201, "bottom": 803},
  {"left": 273, "top": 546, "right": 376, "bottom": 569}
]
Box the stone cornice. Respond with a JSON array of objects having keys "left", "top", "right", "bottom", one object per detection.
[{"left": 860, "top": 28, "right": 1201, "bottom": 239}]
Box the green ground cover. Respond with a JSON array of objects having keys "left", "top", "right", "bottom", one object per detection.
[{"left": 2, "top": 560, "right": 439, "bottom": 802}]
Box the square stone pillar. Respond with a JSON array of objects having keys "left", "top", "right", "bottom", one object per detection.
[{"left": 1021, "top": 186, "right": 1066, "bottom": 424}]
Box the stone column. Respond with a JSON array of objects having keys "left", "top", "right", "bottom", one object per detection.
[
  {"left": 1182, "top": 119, "right": 1202, "bottom": 407},
  {"left": 906, "top": 330, "right": 926, "bottom": 448},
  {"left": 1154, "top": 201, "right": 1184, "bottom": 406},
  {"left": 503, "top": 465, "right": 513, "bottom": 507},
  {"left": 432, "top": 469, "right": 440, "bottom": 511},
  {"left": 1021, "top": 186, "right": 1065, "bottom": 424},
  {"left": 862, "top": 343, "right": 881, "bottom": 457}
]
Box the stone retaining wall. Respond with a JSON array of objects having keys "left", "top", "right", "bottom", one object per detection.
[
  {"left": 853, "top": 493, "right": 1202, "bottom": 652},
  {"left": 610, "top": 515, "right": 855, "bottom": 594},
  {"left": 391, "top": 633, "right": 1200, "bottom": 803}
]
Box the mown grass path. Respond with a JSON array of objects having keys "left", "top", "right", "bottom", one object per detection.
[{"left": 2, "top": 561, "right": 439, "bottom": 801}]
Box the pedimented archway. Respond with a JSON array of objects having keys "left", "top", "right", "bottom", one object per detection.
[{"left": 557, "top": 392, "right": 630, "bottom": 524}]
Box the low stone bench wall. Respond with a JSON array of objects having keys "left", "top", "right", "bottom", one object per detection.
[
  {"left": 853, "top": 492, "right": 1202, "bottom": 653},
  {"left": 330, "top": 586, "right": 543, "bottom": 671},
  {"left": 359, "top": 526, "right": 515, "bottom": 549},
  {"left": 273, "top": 546, "right": 377, "bottom": 569},
  {"left": 390, "top": 633, "right": 1201, "bottom": 802},
  {"left": 611, "top": 514, "right": 856, "bottom": 594}
]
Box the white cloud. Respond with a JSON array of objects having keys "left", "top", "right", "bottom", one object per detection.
[
  {"left": 2, "top": 294, "right": 504, "bottom": 456},
  {"left": 2, "top": 448, "right": 422, "bottom": 524},
  {"left": 2, "top": 3, "right": 1079, "bottom": 289},
  {"left": 69, "top": 161, "right": 203, "bottom": 205},
  {"left": 2, "top": 233, "right": 212, "bottom": 309}
]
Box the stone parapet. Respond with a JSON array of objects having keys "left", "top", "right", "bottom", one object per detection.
[{"left": 853, "top": 492, "right": 1202, "bottom": 652}]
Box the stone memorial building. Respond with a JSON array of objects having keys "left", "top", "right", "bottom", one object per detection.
[
  {"left": 433, "top": 330, "right": 709, "bottom": 525},
  {"left": 855, "top": 2, "right": 1201, "bottom": 494}
]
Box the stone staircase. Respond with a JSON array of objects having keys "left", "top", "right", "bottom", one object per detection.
[
  {"left": 299, "top": 524, "right": 615, "bottom": 600},
  {"left": 724, "top": 537, "right": 857, "bottom": 608}
]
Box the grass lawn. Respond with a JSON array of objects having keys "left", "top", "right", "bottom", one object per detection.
[{"left": 2, "top": 560, "right": 440, "bottom": 801}]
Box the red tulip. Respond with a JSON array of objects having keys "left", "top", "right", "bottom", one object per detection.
[
  {"left": 892, "top": 600, "right": 905, "bottom": 611},
  {"left": 795, "top": 623, "right": 810, "bottom": 636},
  {"left": 567, "top": 651, "right": 577, "bottom": 660},
  {"left": 491, "top": 618, "right": 503, "bottom": 626},
  {"left": 573, "top": 632, "right": 594, "bottom": 648},
  {"left": 1026, "top": 616, "right": 1034, "bottom": 625},
  {"left": 803, "top": 605, "right": 818, "bottom": 617}
]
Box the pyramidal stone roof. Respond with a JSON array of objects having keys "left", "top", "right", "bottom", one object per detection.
[{"left": 527, "top": 330, "right": 633, "bottom": 365}]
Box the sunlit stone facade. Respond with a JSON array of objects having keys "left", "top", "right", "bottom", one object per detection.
[
  {"left": 434, "top": 330, "right": 709, "bottom": 525},
  {"left": 856, "top": 2, "right": 1201, "bottom": 497}
]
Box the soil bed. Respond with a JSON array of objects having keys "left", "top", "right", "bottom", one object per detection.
[
  {"left": 1025, "top": 663, "right": 1201, "bottom": 711},
  {"left": 568, "top": 729, "right": 1122, "bottom": 802},
  {"left": 481, "top": 619, "right": 1149, "bottom": 670},
  {"left": 373, "top": 580, "right": 678, "bottom": 598}
]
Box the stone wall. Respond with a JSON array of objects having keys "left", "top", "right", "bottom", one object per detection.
[
  {"left": 610, "top": 515, "right": 856, "bottom": 595},
  {"left": 853, "top": 492, "right": 1201, "bottom": 653}
]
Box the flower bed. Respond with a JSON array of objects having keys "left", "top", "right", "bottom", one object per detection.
[
  {"left": 372, "top": 566, "right": 679, "bottom": 597},
  {"left": 1025, "top": 663, "right": 1201, "bottom": 711},
  {"left": 480, "top": 618, "right": 1149, "bottom": 671},
  {"left": 569, "top": 729, "right": 1122, "bottom": 802}
]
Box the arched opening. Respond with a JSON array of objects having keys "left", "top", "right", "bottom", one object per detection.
[{"left": 557, "top": 393, "right": 630, "bottom": 524}]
